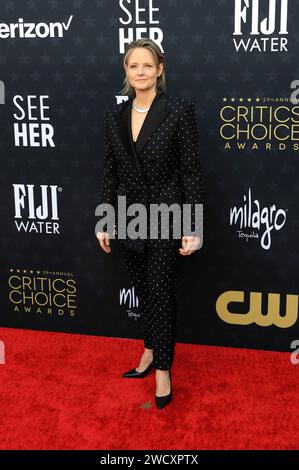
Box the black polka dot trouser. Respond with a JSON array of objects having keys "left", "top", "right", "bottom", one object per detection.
[{"left": 122, "top": 243, "right": 180, "bottom": 371}]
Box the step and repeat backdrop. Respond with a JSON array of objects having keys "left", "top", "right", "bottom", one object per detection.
[{"left": 1, "top": 0, "right": 299, "bottom": 352}]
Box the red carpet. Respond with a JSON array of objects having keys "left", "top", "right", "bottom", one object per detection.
[{"left": 0, "top": 326, "right": 298, "bottom": 450}]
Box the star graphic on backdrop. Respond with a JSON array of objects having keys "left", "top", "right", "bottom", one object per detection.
[{"left": 140, "top": 401, "right": 153, "bottom": 410}]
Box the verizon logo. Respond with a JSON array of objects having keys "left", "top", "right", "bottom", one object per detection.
[{"left": 0, "top": 15, "right": 73, "bottom": 39}]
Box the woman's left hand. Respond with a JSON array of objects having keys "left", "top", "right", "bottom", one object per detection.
[{"left": 179, "top": 236, "right": 200, "bottom": 255}]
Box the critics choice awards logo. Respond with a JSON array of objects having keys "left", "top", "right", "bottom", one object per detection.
[
  {"left": 8, "top": 269, "right": 77, "bottom": 318},
  {"left": 220, "top": 96, "right": 299, "bottom": 152}
]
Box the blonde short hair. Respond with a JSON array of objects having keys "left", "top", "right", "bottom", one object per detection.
[{"left": 119, "top": 38, "right": 166, "bottom": 97}]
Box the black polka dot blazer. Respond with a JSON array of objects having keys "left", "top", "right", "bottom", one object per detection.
[{"left": 98, "top": 89, "right": 205, "bottom": 253}]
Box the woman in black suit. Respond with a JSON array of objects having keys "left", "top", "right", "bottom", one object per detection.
[{"left": 96, "top": 38, "right": 204, "bottom": 409}]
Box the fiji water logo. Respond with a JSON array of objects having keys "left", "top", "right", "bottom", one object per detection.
[
  {"left": 233, "top": 0, "right": 289, "bottom": 52},
  {"left": 13, "top": 184, "right": 61, "bottom": 234},
  {"left": 229, "top": 188, "right": 287, "bottom": 250}
]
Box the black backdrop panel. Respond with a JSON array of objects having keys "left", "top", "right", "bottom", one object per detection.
[{"left": 0, "top": 0, "right": 298, "bottom": 352}]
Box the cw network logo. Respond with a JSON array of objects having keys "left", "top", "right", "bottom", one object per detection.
[
  {"left": 0, "top": 16, "right": 73, "bottom": 39},
  {"left": 217, "top": 290, "right": 298, "bottom": 328}
]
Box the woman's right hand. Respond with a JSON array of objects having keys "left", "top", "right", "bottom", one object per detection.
[{"left": 96, "top": 231, "right": 111, "bottom": 254}]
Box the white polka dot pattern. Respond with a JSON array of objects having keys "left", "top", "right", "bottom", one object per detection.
[
  {"left": 98, "top": 109, "right": 120, "bottom": 207},
  {"left": 122, "top": 243, "right": 179, "bottom": 370},
  {"left": 98, "top": 92, "right": 205, "bottom": 245},
  {"left": 176, "top": 102, "right": 205, "bottom": 234},
  {"left": 98, "top": 92, "right": 205, "bottom": 369}
]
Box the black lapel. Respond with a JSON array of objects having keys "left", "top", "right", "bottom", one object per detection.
[
  {"left": 118, "top": 90, "right": 170, "bottom": 175},
  {"left": 132, "top": 90, "right": 169, "bottom": 155}
]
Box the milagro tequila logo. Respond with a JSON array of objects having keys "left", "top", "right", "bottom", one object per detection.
[
  {"left": 13, "top": 184, "right": 61, "bottom": 234},
  {"left": 233, "top": 0, "right": 289, "bottom": 52},
  {"left": 120, "top": 287, "right": 140, "bottom": 320},
  {"left": 229, "top": 188, "right": 287, "bottom": 249}
]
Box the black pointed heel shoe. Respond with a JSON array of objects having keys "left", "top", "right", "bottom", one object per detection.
[
  {"left": 155, "top": 370, "right": 172, "bottom": 409},
  {"left": 122, "top": 361, "right": 153, "bottom": 378}
]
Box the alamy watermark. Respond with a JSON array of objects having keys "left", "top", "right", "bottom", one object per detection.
[
  {"left": 290, "top": 340, "right": 299, "bottom": 365},
  {"left": 95, "top": 196, "right": 203, "bottom": 250},
  {"left": 290, "top": 80, "right": 299, "bottom": 104}
]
